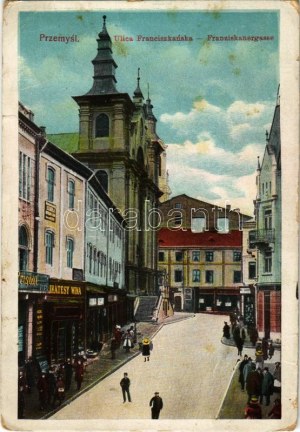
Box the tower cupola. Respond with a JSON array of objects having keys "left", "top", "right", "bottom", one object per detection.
[
  {"left": 133, "top": 68, "right": 144, "bottom": 105},
  {"left": 85, "top": 15, "right": 119, "bottom": 95}
]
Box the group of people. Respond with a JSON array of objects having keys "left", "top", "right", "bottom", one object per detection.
[
  {"left": 111, "top": 325, "right": 154, "bottom": 362},
  {"left": 238, "top": 354, "right": 281, "bottom": 419},
  {"left": 18, "top": 356, "right": 86, "bottom": 418},
  {"left": 120, "top": 372, "right": 163, "bottom": 419}
]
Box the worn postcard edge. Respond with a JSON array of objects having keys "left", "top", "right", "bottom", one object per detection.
[{"left": 1, "top": 1, "right": 299, "bottom": 431}]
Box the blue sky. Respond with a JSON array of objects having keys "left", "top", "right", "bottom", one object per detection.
[{"left": 19, "top": 10, "right": 279, "bottom": 214}]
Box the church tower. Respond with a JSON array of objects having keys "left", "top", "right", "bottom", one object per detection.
[{"left": 72, "top": 16, "right": 165, "bottom": 296}]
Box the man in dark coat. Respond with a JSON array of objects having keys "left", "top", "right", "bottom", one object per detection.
[
  {"left": 46, "top": 367, "right": 56, "bottom": 406},
  {"left": 75, "top": 360, "right": 84, "bottom": 391},
  {"left": 110, "top": 338, "right": 118, "bottom": 360},
  {"left": 37, "top": 373, "right": 48, "bottom": 410},
  {"left": 260, "top": 367, "right": 274, "bottom": 406},
  {"left": 238, "top": 355, "right": 248, "bottom": 390},
  {"left": 24, "top": 357, "right": 35, "bottom": 393},
  {"left": 149, "top": 392, "right": 163, "bottom": 419},
  {"left": 223, "top": 322, "right": 230, "bottom": 339},
  {"left": 18, "top": 371, "right": 27, "bottom": 418},
  {"left": 246, "top": 364, "right": 261, "bottom": 403},
  {"left": 64, "top": 358, "right": 73, "bottom": 391},
  {"left": 120, "top": 372, "right": 131, "bottom": 403},
  {"left": 262, "top": 337, "right": 269, "bottom": 361}
]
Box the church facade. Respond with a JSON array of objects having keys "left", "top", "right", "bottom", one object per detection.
[{"left": 72, "top": 16, "right": 168, "bottom": 296}]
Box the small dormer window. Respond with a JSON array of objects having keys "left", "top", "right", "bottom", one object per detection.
[{"left": 95, "top": 114, "right": 109, "bottom": 137}]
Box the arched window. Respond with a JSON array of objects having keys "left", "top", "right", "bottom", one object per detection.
[
  {"left": 68, "top": 179, "right": 75, "bottom": 209},
  {"left": 95, "top": 114, "right": 109, "bottom": 137},
  {"left": 45, "top": 230, "right": 55, "bottom": 265},
  {"left": 47, "top": 167, "right": 55, "bottom": 202},
  {"left": 19, "top": 226, "right": 29, "bottom": 271}
]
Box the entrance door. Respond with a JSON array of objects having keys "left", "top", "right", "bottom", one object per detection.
[
  {"left": 264, "top": 292, "right": 271, "bottom": 339},
  {"left": 174, "top": 296, "right": 182, "bottom": 312}
]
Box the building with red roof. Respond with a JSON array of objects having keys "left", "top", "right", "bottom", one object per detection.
[{"left": 158, "top": 195, "right": 252, "bottom": 313}]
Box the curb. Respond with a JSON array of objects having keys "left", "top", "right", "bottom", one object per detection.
[{"left": 215, "top": 353, "right": 241, "bottom": 419}]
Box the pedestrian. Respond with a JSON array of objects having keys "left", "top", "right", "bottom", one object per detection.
[
  {"left": 238, "top": 355, "right": 248, "bottom": 391},
  {"left": 273, "top": 362, "right": 281, "bottom": 394},
  {"left": 241, "top": 327, "right": 246, "bottom": 343},
  {"left": 110, "top": 337, "right": 118, "bottom": 360},
  {"left": 268, "top": 341, "right": 275, "bottom": 359},
  {"left": 260, "top": 367, "right": 274, "bottom": 406},
  {"left": 273, "top": 362, "right": 281, "bottom": 382},
  {"left": 64, "top": 358, "right": 73, "bottom": 391},
  {"left": 262, "top": 337, "right": 269, "bottom": 361},
  {"left": 123, "top": 334, "right": 132, "bottom": 353},
  {"left": 236, "top": 335, "right": 244, "bottom": 356},
  {"left": 243, "top": 358, "right": 253, "bottom": 386},
  {"left": 149, "top": 391, "right": 163, "bottom": 419},
  {"left": 233, "top": 326, "right": 240, "bottom": 346},
  {"left": 46, "top": 366, "right": 57, "bottom": 407},
  {"left": 120, "top": 372, "right": 131, "bottom": 403},
  {"left": 142, "top": 337, "right": 152, "bottom": 362},
  {"left": 37, "top": 372, "right": 48, "bottom": 410},
  {"left": 53, "top": 375, "right": 65, "bottom": 407},
  {"left": 114, "top": 325, "right": 122, "bottom": 347},
  {"left": 244, "top": 396, "right": 262, "bottom": 419},
  {"left": 18, "top": 371, "right": 27, "bottom": 418},
  {"left": 255, "top": 342, "right": 264, "bottom": 369},
  {"left": 267, "top": 398, "right": 281, "bottom": 419},
  {"left": 24, "top": 357, "right": 35, "bottom": 394},
  {"left": 74, "top": 360, "right": 84, "bottom": 391},
  {"left": 249, "top": 327, "right": 258, "bottom": 347},
  {"left": 246, "top": 363, "right": 261, "bottom": 403},
  {"left": 223, "top": 322, "right": 230, "bottom": 339}
]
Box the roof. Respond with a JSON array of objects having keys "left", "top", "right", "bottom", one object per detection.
[
  {"left": 47, "top": 133, "right": 78, "bottom": 153},
  {"left": 158, "top": 228, "right": 242, "bottom": 248}
]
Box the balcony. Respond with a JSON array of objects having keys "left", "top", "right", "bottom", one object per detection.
[{"left": 252, "top": 229, "right": 275, "bottom": 246}]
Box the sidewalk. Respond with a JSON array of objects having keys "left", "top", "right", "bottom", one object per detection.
[
  {"left": 22, "top": 312, "right": 194, "bottom": 420},
  {"left": 217, "top": 348, "right": 281, "bottom": 419}
]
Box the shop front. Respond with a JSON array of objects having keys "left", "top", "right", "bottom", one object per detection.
[
  {"left": 196, "top": 288, "right": 240, "bottom": 313},
  {"left": 86, "top": 285, "right": 106, "bottom": 349},
  {"left": 43, "top": 279, "right": 85, "bottom": 364},
  {"left": 18, "top": 271, "right": 49, "bottom": 366}
]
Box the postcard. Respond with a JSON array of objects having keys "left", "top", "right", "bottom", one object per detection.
[{"left": 1, "top": 1, "right": 299, "bottom": 431}]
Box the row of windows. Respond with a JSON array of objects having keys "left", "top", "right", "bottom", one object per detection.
[
  {"left": 46, "top": 166, "right": 76, "bottom": 209},
  {"left": 174, "top": 269, "right": 242, "bottom": 284},
  {"left": 172, "top": 214, "right": 230, "bottom": 232},
  {"left": 159, "top": 250, "right": 242, "bottom": 263},
  {"left": 87, "top": 191, "right": 122, "bottom": 244},
  {"left": 87, "top": 243, "right": 121, "bottom": 280},
  {"left": 45, "top": 231, "right": 74, "bottom": 267},
  {"left": 19, "top": 152, "right": 31, "bottom": 201}
]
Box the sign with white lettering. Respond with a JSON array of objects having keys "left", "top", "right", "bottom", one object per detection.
[{"left": 45, "top": 201, "right": 56, "bottom": 222}]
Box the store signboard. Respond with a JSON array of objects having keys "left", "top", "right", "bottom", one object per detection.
[{"left": 18, "top": 272, "right": 49, "bottom": 292}]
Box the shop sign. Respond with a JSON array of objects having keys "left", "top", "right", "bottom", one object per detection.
[
  {"left": 18, "top": 325, "right": 24, "bottom": 352},
  {"left": 240, "top": 287, "right": 251, "bottom": 294},
  {"left": 45, "top": 201, "right": 56, "bottom": 222},
  {"left": 199, "top": 298, "right": 204, "bottom": 304},
  {"left": 48, "top": 283, "right": 83, "bottom": 296},
  {"left": 35, "top": 306, "right": 44, "bottom": 356},
  {"left": 18, "top": 271, "right": 49, "bottom": 292},
  {"left": 89, "top": 297, "right": 105, "bottom": 306},
  {"left": 108, "top": 295, "right": 118, "bottom": 302}
]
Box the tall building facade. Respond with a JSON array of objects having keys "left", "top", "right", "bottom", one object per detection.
[
  {"left": 158, "top": 195, "right": 252, "bottom": 313},
  {"left": 72, "top": 16, "right": 165, "bottom": 296},
  {"left": 253, "top": 96, "right": 281, "bottom": 341}
]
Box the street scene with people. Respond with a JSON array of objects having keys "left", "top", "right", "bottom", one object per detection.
[{"left": 16, "top": 10, "right": 286, "bottom": 423}]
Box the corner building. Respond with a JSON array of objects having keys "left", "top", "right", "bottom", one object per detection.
[
  {"left": 253, "top": 94, "right": 281, "bottom": 341},
  {"left": 72, "top": 16, "right": 165, "bottom": 296}
]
